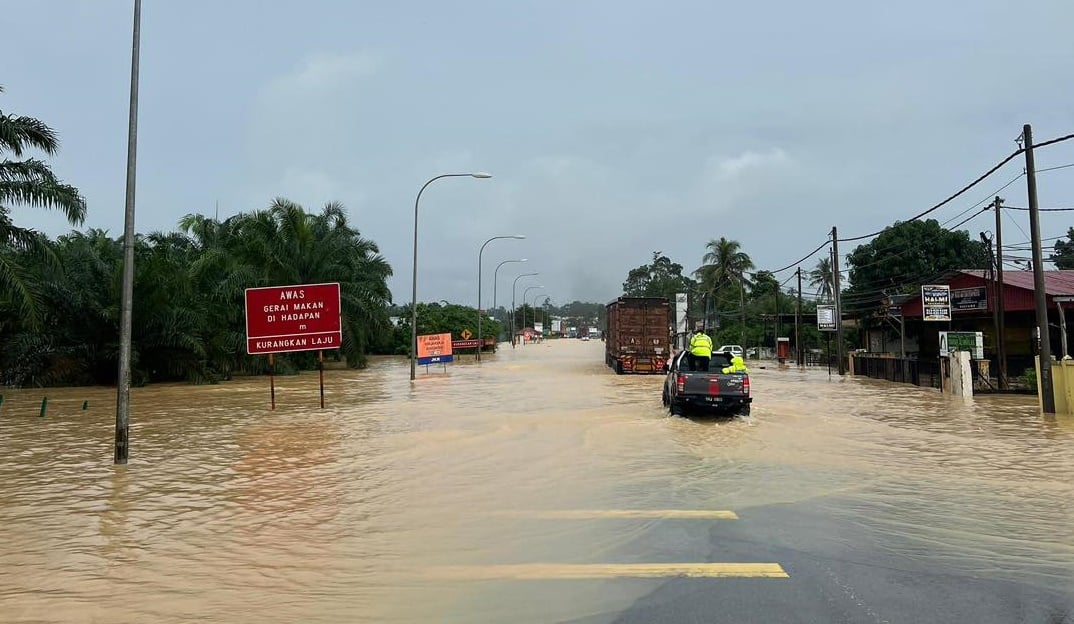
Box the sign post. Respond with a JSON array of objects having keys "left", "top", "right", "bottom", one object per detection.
[
  {"left": 268, "top": 353, "right": 276, "bottom": 410},
  {"left": 245, "top": 282, "right": 342, "bottom": 409}
]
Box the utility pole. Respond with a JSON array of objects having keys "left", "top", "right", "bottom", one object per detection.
[
  {"left": 796, "top": 267, "right": 803, "bottom": 367},
  {"left": 831, "top": 226, "right": 846, "bottom": 375},
  {"left": 994, "top": 196, "right": 1008, "bottom": 389},
  {"left": 1023, "top": 124, "right": 1055, "bottom": 412},
  {"left": 115, "top": 0, "right": 141, "bottom": 465}
]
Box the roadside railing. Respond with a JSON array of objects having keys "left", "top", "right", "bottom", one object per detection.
[{"left": 852, "top": 355, "right": 941, "bottom": 389}]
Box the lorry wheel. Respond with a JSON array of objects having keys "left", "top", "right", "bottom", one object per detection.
[{"left": 615, "top": 361, "right": 624, "bottom": 375}]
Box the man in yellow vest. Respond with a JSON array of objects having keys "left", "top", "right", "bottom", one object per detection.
[
  {"left": 722, "top": 355, "right": 749, "bottom": 375},
  {"left": 688, "top": 328, "right": 713, "bottom": 371}
]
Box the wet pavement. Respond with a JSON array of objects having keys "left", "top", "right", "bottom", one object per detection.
[{"left": 1, "top": 340, "right": 1072, "bottom": 622}]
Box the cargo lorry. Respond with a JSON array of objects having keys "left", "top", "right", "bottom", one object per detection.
[{"left": 605, "top": 297, "right": 672, "bottom": 374}]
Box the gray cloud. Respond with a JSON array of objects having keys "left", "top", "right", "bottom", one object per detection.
[{"left": 4, "top": 0, "right": 1074, "bottom": 308}]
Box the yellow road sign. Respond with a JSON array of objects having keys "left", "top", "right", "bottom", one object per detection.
[{"left": 461, "top": 329, "right": 473, "bottom": 340}]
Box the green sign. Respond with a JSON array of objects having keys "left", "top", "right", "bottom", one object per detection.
[{"left": 940, "top": 331, "right": 983, "bottom": 359}]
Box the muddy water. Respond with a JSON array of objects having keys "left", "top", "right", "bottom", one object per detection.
[{"left": 1, "top": 341, "right": 1072, "bottom": 622}]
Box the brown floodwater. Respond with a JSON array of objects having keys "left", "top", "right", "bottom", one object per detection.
[{"left": 1, "top": 340, "right": 1072, "bottom": 622}]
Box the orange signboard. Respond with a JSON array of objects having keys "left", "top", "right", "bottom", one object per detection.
[{"left": 417, "top": 332, "right": 454, "bottom": 364}]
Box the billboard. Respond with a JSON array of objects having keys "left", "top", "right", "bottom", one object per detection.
[
  {"left": 417, "top": 333, "right": 454, "bottom": 365},
  {"left": 817, "top": 305, "right": 837, "bottom": 331},
  {"left": 922, "top": 285, "right": 952, "bottom": 321},
  {"left": 245, "top": 283, "right": 342, "bottom": 354}
]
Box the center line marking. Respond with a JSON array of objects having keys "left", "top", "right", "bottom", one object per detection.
[
  {"left": 420, "top": 563, "right": 789, "bottom": 580},
  {"left": 491, "top": 510, "right": 739, "bottom": 520}
]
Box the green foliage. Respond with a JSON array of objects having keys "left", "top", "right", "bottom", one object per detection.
[
  {"left": 809, "top": 256, "right": 833, "bottom": 302},
  {"left": 0, "top": 200, "right": 393, "bottom": 387},
  {"left": 622, "top": 251, "right": 696, "bottom": 300},
  {"left": 1021, "top": 366, "right": 1037, "bottom": 392},
  {"left": 385, "top": 303, "right": 502, "bottom": 355},
  {"left": 845, "top": 219, "right": 989, "bottom": 318},
  {"left": 0, "top": 86, "right": 86, "bottom": 327},
  {"left": 1051, "top": 228, "right": 1074, "bottom": 270}
]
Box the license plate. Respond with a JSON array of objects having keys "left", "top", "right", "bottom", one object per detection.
[{"left": 704, "top": 396, "right": 723, "bottom": 402}]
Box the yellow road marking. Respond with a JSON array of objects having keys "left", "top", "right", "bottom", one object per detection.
[
  {"left": 491, "top": 509, "right": 739, "bottom": 520},
  {"left": 421, "top": 563, "right": 788, "bottom": 580}
]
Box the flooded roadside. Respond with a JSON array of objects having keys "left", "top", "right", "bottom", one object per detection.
[{"left": 1, "top": 341, "right": 1071, "bottom": 622}]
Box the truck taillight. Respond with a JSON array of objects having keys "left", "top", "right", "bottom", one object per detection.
[
  {"left": 743, "top": 376, "right": 750, "bottom": 397},
  {"left": 676, "top": 374, "right": 685, "bottom": 392}
]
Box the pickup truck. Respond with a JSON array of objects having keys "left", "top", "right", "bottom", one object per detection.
[{"left": 661, "top": 350, "right": 751, "bottom": 417}]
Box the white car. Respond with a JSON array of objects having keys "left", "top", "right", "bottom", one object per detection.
[{"left": 717, "top": 344, "right": 744, "bottom": 358}]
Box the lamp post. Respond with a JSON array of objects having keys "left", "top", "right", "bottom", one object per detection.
[
  {"left": 511, "top": 272, "right": 539, "bottom": 348},
  {"left": 410, "top": 172, "right": 491, "bottom": 381},
  {"left": 532, "top": 293, "right": 551, "bottom": 340},
  {"left": 494, "top": 259, "right": 526, "bottom": 338},
  {"left": 522, "top": 285, "right": 544, "bottom": 345},
  {"left": 114, "top": 0, "right": 141, "bottom": 464},
  {"left": 478, "top": 235, "right": 524, "bottom": 362}
]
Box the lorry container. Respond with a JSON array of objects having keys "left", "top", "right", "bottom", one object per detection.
[{"left": 605, "top": 297, "right": 672, "bottom": 374}]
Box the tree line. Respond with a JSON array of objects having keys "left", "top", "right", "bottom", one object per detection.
[
  {"left": 620, "top": 218, "right": 1000, "bottom": 351},
  {"left": 1, "top": 87, "right": 611, "bottom": 387},
  {"left": 2, "top": 87, "right": 400, "bottom": 387}
]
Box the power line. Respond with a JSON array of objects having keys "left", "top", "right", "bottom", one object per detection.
[
  {"left": 1032, "top": 133, "right": 1074, "bottom": 150},
  {"left": 837, "top": 149, "right": 1024, "bottom": 243},
  {"left": 940, "top": 173, "right": 1024, "bottom": 228},
  {"left": 948, "top": 206, "right": 992, "bottom": 230},
  {"left": 768, "top": 239, "right": 831, "bottom": 274},
  {"left": 1004, "top": 206, "right": 1074, "bottom": 211},
  {"left": 1004, "top": 208, "right": 1030, "bottom": 241},
  {"left": 837, "top": 132, "right": 1074, "bottom": 244},
  {"left": 1038, "top": 162, "right": 1074, "bottom": 174}
]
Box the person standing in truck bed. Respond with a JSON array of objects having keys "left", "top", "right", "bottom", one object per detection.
[{"left": 688, "top": 329, "right": 713, "bottom": 371}]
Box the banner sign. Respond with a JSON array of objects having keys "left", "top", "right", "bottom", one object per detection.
[
  {"left": 817, "top": 305, "right": 837, "bottom": 331},
  {"left": 951, "top": 286, "right": 987, "bottom": 311},
  {"left": 922, "top": 285, "right": 952, "bottom": 322},
  {"left": 417, "top": 333, "right": 454, "bottom": 365}
]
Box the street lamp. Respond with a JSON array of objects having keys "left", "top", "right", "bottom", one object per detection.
[
  {"left": 532, "top": 293, "right": 551, "bottom": 340},
  {"left": 478, "top": 235, "right": 524, "bottom": 362},
  {"left": 494, "top": 259, "right": 526, "bottom": 337},
  {"left": 522, "top": 285, "right": 544, "bottom": 344},
  {"left": 511, "top": 272, "right": 539, "bottom": 348},
  {"left": 115, "top": 0, "right": 142, "bottom": 464},
  {"left": 410, "top": 172, "right": 492, "bottom": 381}
]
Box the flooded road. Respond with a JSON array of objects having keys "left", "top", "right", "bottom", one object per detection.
[{"left": 1, "top": 340, "right": 1072, "bottom": 622}]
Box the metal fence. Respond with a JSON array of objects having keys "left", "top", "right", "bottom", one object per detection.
[{"left": 851, "top": 356, "right": 941, "bottom": 389}]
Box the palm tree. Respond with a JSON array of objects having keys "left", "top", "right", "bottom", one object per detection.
[
  {"left": 809, "top": 256, "right": 834, "bottom": 303},
  {"left": 695, "top": 237, "right": 754, "bottom": 340},
  {"left": 0, "top": 86, "right": 86, "bottom": 323},
  {"left": 227, "top": 199, "right": 393, "bottom": 367}
]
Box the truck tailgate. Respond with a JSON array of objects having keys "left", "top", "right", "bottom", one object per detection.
[{"left": 681, "top": 372, "right": 749, "bottom": 398}]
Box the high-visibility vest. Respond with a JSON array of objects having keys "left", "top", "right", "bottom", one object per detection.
[{"left": 689, "top": 333, "right": 713, "bottom": 357}]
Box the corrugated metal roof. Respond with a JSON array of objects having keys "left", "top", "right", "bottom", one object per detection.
[{"left": 948, "top": 269, "right": 1074, "bottom": 295}]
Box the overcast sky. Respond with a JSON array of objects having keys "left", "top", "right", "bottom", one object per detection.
[{"left": 5, "top": 0, "right": 1074, "bottom": 307}]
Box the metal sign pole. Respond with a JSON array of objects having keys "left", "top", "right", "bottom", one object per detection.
[
  {"left": 269, "top": 353, "right": 276, "bottom": 410},
  {"left": 318, "top": 350, "right": 325, "bottom": 409}
]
